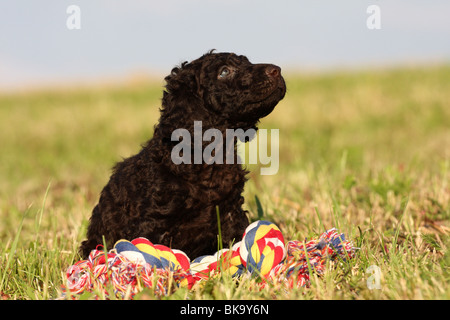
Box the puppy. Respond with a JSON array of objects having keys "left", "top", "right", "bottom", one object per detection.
[{"left": 80, "top": 51, "right": 286, "bottom": 258}]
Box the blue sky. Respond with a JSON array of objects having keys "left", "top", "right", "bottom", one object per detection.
[{"left": 1, "top": 0, "right": 449, "bottom": 89}]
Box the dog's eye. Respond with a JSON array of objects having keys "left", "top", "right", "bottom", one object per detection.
[{"left": 218, "top": 67, "right": 231, "bottom": 79}]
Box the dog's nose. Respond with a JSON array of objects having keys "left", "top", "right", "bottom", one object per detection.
[{"left": 265, "top": 65, "right": 281, "bottom": 79}]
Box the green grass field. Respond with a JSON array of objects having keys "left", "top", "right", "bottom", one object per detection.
[{"left": 0, "top": 66, "right": 449, "bottom": 300}]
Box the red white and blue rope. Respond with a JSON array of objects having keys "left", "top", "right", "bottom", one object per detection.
[{"left": 62, "top": 221, "right": 357, "bottom": 299}]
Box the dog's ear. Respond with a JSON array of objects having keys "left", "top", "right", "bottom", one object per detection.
[
  {"left": 164, "top": 62, "right": 202, "bottom": 98},
  {"left": 160, "top": 61, "right": 205, "bottom": 133}
]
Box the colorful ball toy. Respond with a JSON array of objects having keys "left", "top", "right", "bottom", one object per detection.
[{"left": 239, "top": 220, "right": 286, "bottom": 277}]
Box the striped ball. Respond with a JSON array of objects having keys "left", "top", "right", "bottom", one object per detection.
[
  {"left": 114, "top": 238, "right": 190, "bottom": 272},
  {"left": 239, "top": 220, "right": 286, "bottom": 277},
  {"left": 115, "top": 238, "right": 164, "bottom": 269}
]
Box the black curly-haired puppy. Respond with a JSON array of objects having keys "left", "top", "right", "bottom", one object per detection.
[{"left": 80, "top": 51, "right": 286, "bottom": 259}]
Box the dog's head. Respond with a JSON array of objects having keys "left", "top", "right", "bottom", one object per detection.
[{"left": 163, "top": 51, "right": 286, "bottom": 131}]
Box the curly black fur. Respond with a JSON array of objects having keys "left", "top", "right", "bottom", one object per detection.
[{"left": 79, "top": 51, "right": 286, "bottom": 259}]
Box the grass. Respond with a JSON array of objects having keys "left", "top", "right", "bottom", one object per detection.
[{"left": 0, "top": 66, "right": 449, "bottom": 300}]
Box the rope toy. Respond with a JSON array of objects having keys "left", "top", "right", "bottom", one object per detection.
[
  {"left": 267, "top": 228, "right": 356, "bottom": 288},
  {"left": 63, "top": 220, "right": 357, "bottom": 299}
]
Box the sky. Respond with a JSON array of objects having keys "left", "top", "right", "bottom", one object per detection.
[{"left": 1, "top": 0, "right": 449, "bottom": 90}]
